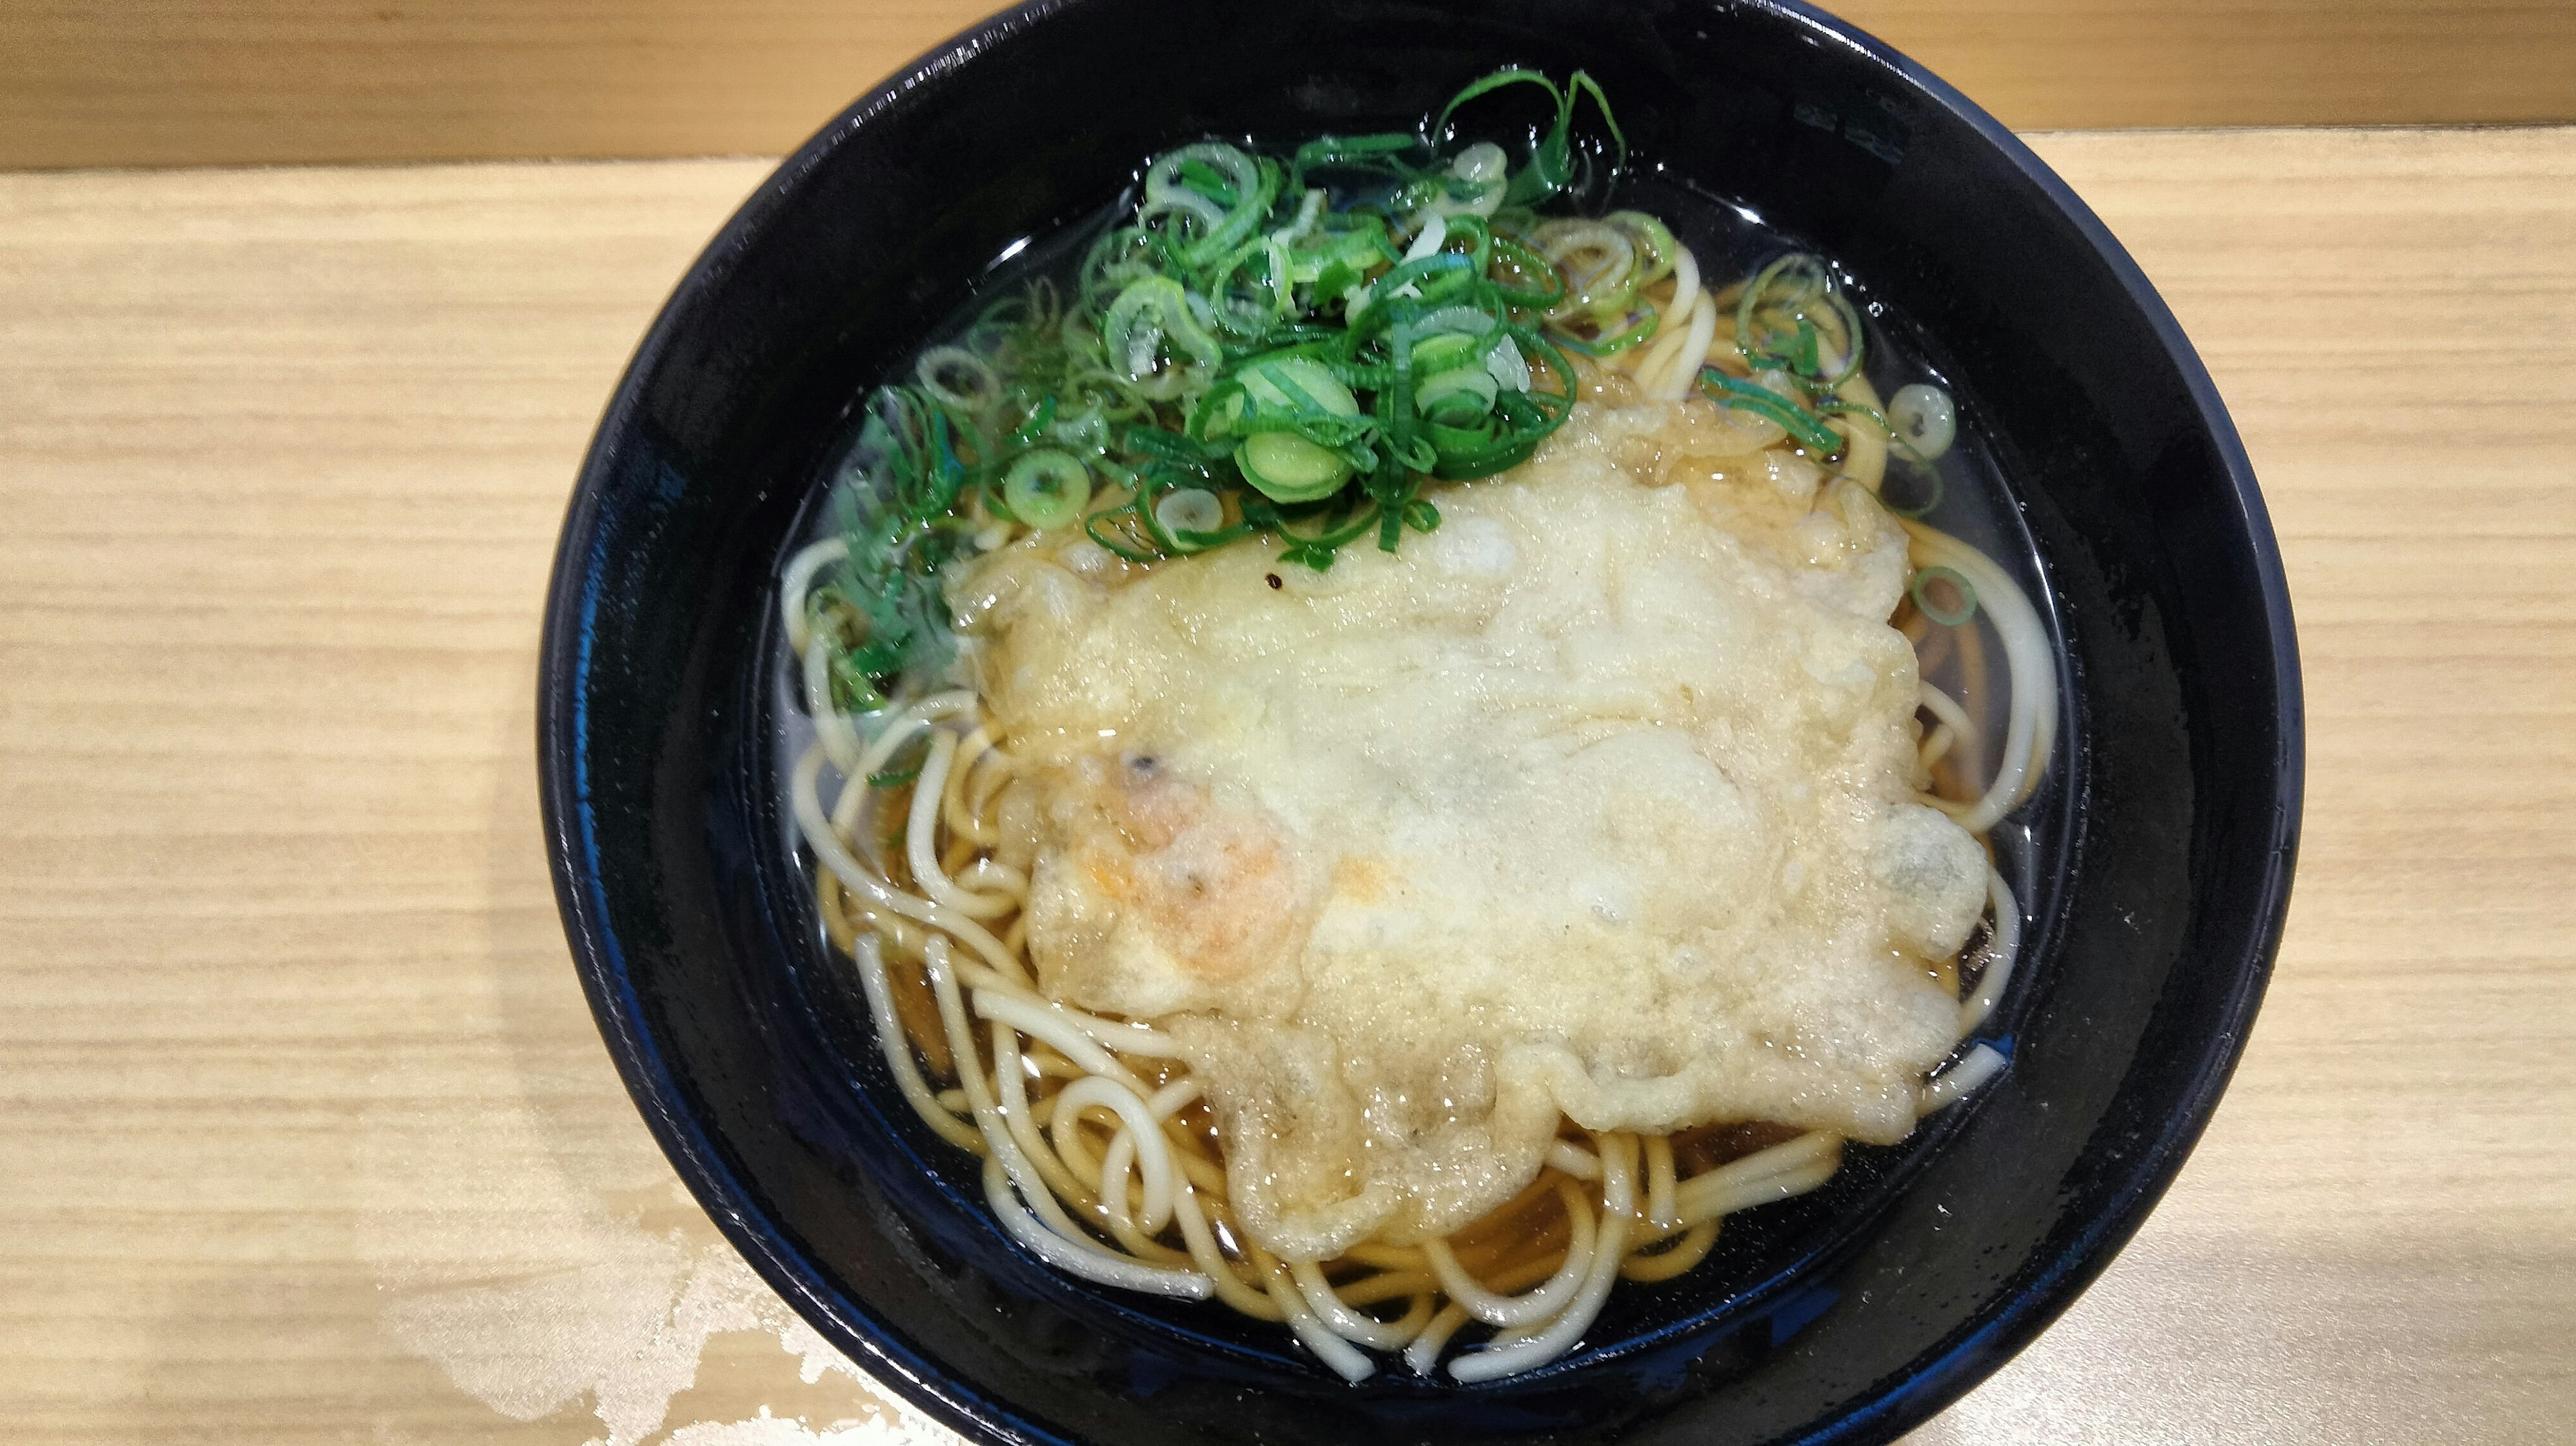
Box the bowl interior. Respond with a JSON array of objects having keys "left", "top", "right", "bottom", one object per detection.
[{"left": 539, "top": 2, "right": 2300, "bottom": 1442}]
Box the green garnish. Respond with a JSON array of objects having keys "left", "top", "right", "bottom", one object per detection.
[
  {"left": 1911, "top": 565, "right": 1980, "bottom": 626},
  {"left": 1735, "top": 252, "right": 1867, "bottom": 394},
  {"left": 807, "top": 390, "right": 975, "bottom": 710},
  {"left": 1699, "top": 367, "right": 1846, "bottom": 453},
  {"left": 1002, "top": 449, "right": 1091, "bottom": 530},
  {"left": 1684, "top": 251, "right": 1892, "bottom": 464},
  {"left": 1431, "top": 68, "right": 1625, "bottom": 208},
  {"left": 810, "top": 68, "right": 1629, "bottom": 702}
]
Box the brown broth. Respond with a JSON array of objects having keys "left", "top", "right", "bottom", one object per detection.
[
  {"left": 1446, "top": 1168, "right": 1577, "bottom": 1279},
  {"left": 1670, "top": 1121, "right": 1807, "bottom": 1178}
]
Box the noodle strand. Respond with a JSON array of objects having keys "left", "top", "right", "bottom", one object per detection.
[
  {"left": 1449, "top": 1134, "right": 1637, "bottom": 1382},
  {"left": 1421, "top": 1178, "right": 1597, "bottom": 1328}
]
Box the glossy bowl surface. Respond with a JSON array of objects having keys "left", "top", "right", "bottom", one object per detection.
[{"left": 538, "top": 2, "right": 2302, "bottom": 1441}]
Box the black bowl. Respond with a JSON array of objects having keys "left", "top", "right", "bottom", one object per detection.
[{"left": 538, "top": 1, "right": 2302, "bottom": 1441}]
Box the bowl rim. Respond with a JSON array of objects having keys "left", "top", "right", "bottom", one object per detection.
[{"left": 537, "top": 1, "right": 2305, "bottom": 1440}]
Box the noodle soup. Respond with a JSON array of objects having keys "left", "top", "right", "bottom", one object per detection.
[{"left": 771, "top": 70, "right": 2060, "bottom": 1383}]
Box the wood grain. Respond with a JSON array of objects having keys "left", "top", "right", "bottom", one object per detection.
[
  {"left": 1, "top": 127, "right": 2571, "bottom": 1442},
  {"left": 4, "top": 1, "right": 2576, "bottom": 170}
]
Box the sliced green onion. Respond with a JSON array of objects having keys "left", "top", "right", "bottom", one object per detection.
[
  {"left": 1737, "top": 253, "right": 1866, "bottom": 393},
  {"left": 1486, "top": 233, "right": 1565, "bottom": 311},
  {"left": 1553, "top": 305, "right": 1657, "bottom": 356},
  {"left": 1415, "top": 366, "right": 1499, "bottom": 423},
  {"left": 1124, "top": 424, "right": 1216, "bottom": 468},
  {"left": 1604, "top": 210, "right": 1678, "bottom": 287},
  {"left": 1409, "top": 331, "right": 1486, "bottom": 376},
  {"left": 1911, "top": 565, "right": 1979, "bottom": 626},
  {"left": 1287, "top": 131, "right": 1419, "bottom": 192},
  {"left": 1003, "top": 449, "right": 1091, "bottom": 530},
  {"left": 1269, "top": 496, "right": 1385, "bottom": 569},
  {"left": 1816, "top": 396, "right": 1941, "bottom": 508},
  {"left": 1414, "top": 304, "right": 1501, "bottom": 339},
  {"left": 1532, "top": 219, "right": 1638, "bottom": 317},
  {"left": 1102, "top": 276, "right": 1221, "bottom": 392},
  {"left": 1154, "top": 488, "right": 1224, "bottom": 536},
  {"left": 1434, "top": 67, "right": 1625, "bottom": 208},
  {"left": 1238, "top": 432, "right": 1351, "bottom": 502},
  {"left": 1143, "top": 143, "right": 1278, "bottom": 266},
  {"left": 1083, "top": 502, "right": 1161, "bottom": 562},
  {"left": 1270, "top": 187, "right": 1328, "bottom": 246},
  {"left": 1238, "top": 355, "right": 1358, "bottom": 423},
  {"left": 1890, "top": 382, "right": 1957, "bottom": 461},
  {"left": 1212, "top": 353, "right": 1362, "bottom": 502},
  {"left": 1432, "top": 142, "right": 1510, "bottom": 219},
  {"left": 1450, "top": 141, "right": 1509, "bottom": 186},
  {"left": 1701, "top": 368, "right": 1843, "bottom": 453},
  {"left": 915, "top": 345, "right": 1000, "bottom": 415},
  {"left": 820, "top": 66, "right": 1654, "bottom": 613},
  {"left": 1004, "top": 392, "right": 1057, "bottom": 447},
  {"left": 1199, "top": 237, "right": 1292, "bottom": 337}
]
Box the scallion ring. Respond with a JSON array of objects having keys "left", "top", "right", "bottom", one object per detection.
[
  {"left": 1889, "top": 382, "right": 1957, "bottom": 461},
  {"left": 1409, "top": 330, "right": 1487, "bottom": 376},
  {"left": 1554, "top": 304, "right": 1658, "bottom": 356},
  {"left": 1603, "top": 210, "right": 1678, "bottom": 288},
  {"left": 1143, "top": 142, "right": 1276, "bottom": 266},
  {"left": 1737, "top": 253, "right": 1864, "bottom": 391},
  {"left": 1220, "top": 355, "right": 1360, "bottom": 503},
  {"left": 1154, "top": 487, "right": 1225, "bottom": 537},
  {"left": 915, "top": 345, "right": 1001, "bottom": 416},
  {"left": 1003, "top": 449, "right": 1092, "bottom": 531},
  {"left": 1700, "top": 368, "right": 1843, "bottom": 453},
  {"left": 1102, "top": 276, "right": 1222, "bottom": 393},
  {"left": 1431, "top": 142, "right": 1510, "bottom": 219},
  {"left": 1415, "top": 366, "right": 1500, "bottom": 425},
  {"left": 1910, "top": 565, "right": 1979, "bottom": 626},
  {"left": 1532, "top": 219, "right": 1638, "bottom": 319}
]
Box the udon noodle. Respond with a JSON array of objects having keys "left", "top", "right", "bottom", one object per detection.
[{"left": 777, "top": 74, "right": 2054, "bottom": 1382}]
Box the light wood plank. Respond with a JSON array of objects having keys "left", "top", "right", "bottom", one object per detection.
[
  {"left": 1, "top": 128, "right": 2571, "bottom": 1443},
  {"left": 1909, "top": 128, "right": 2576, "bottom": 1441},
  {"left": 3, "top": 1, "right": 2575, "bottom": 170}
]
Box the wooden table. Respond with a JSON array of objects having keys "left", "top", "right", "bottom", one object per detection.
[
  {"left": 9, "top": 0, "right": 2576, "bottom": 166},
  {"left": 3, "top": 127, "right": 2570, "bottom": 1444}
]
